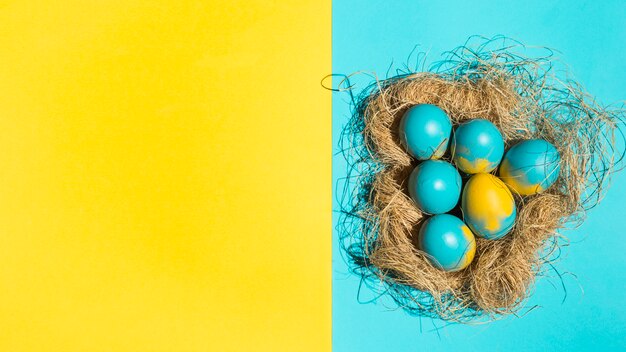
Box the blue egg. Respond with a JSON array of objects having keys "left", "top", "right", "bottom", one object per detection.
[
  {"left": 499, "top": 139, "right": 561, "bottom": 196},
  {"left": 451, "top": 119, "right": 505, "bottom": 174},
  {"left": 399, "top": 104, "right": 452, "bottom": 160},
  {"left": 418, "top": 214, "right": 476, "bottom": 272},
  {"left": 408, "top": 160, "right": 462, "bottom": 214}
]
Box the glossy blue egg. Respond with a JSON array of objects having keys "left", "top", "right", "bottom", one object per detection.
[
  {"left": 451, "top": 119, "right": 504, "bottom": 174},
  {"left": 418, "top": 214, "right": 476, "bottom": 272},
  {"left": 399, "top": 104, "right": 452, "bottom": 160},
  {"left": 408, "top": 160, "right": 462, "bottom": 214},
  {"left": 499, "top": 139, "right": 561, "bottom": 195}
]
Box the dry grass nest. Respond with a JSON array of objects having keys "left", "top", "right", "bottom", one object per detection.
[{"left": 335, "top": 37, "right": 625, "bottom": 322}]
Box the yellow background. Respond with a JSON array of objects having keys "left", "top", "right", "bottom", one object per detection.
[{"left": 0, "top": 1, "right": 330, "bottom": 350}]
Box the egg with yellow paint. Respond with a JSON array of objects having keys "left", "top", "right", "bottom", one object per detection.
[
  {"left": 451, "top": 119, "right": 504, "bottom": 174},
  {"left": 399, "top": 104, "right": 452, "bottom": 160},
  {"left": 499, "top": 139, "right": 561, "bottom": 196},
  {"left": 418, "top": 214, "right": 476, "bottom": 272},
  {"left": 461, "top": 173, "right": 516, "bottom": 240}
]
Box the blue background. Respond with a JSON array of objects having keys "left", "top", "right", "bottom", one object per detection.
[{"left": 332, "top": 1, "right": 626, "bottom": 351}]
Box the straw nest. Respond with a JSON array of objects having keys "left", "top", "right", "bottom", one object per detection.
[{"left": 336, "top": 37, "right": 625, "bottom": 321}]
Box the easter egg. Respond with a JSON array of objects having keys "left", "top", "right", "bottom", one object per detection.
[
  {"left": 399, "top": 104, "right": 452, "bottom": 160},
  {"left": 461, "top": 173, "right": 516, "bottom": 240},
  {"left": 408, "top": 160, "right": 462, "bottom": 214},
  {"left": 451, "top": 119, "right": 505, "bottom": 174},
  {"left": 499, "top": 139, "right": 561, "bottom": 196},
  {"left": 418, "top": 214, "right": 476, "bottom": 272}
]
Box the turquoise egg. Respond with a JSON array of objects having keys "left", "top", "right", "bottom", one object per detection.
[
  {"left": 499, "top": 139, "right": 561, "bottom": 196},
  {"left": 399, "top": 104, "right": 452, "bottom": 160},
  {"left": 408, "top": 160, "right": 462, "bottom": 214},
  {"left": 461, "top": 173, "right": 516, "bottom": 240},
  {"left": 418, "top": 214, "right": 476, "bottom": 272},
  {"left": 451, "top": 119, "right": 504, "bottom": 174}
]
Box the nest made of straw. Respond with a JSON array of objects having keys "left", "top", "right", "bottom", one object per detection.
[{"left": 337, "top": 37, "right": 625, "bottom": 322}]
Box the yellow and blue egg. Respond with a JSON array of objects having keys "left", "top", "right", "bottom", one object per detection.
[
  {"left": 499, "top": 139, "right": 561, "bottom": 196},
  {"left": 408, "top": 160, "right": 462, "bottom": 214},
  {"left": 418, "top": 214, "right": 476, "bottom": 272},
  {"left": 399, "top": 104, "right": 452, "bottom": 160},
  {"left": 461, "top": 173, "right": 516, "bottom": 240},
  {"left": 451, "top": 119, "right": 504, "bottom": 174}
]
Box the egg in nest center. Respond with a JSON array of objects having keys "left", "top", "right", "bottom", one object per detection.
[{"left": 461, "top": 173, "right": 516, "bottom": 240}]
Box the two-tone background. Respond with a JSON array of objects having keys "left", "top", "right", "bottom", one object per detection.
[{"left": 1, "top": 1, "right": 624, "bottom": 351}]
